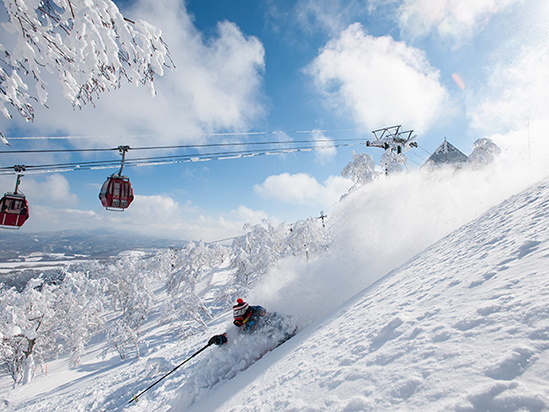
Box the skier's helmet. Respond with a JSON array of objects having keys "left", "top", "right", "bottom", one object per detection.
[{"left": 233, "top": 298, "right": 249, "bottom": 319}]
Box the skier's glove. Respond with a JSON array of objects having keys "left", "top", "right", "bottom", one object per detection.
[{"left": 208, "top": 334, "right": 228, "bottom": 346}]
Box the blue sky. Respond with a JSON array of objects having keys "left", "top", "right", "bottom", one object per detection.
[{"left": 1, "top": 0, "right": 549, "bottom": 241}]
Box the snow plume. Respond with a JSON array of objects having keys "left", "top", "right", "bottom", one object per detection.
[
  {"left": 251, "top": 155, "right": 544, "bottom": 325},
  {"left": 171, "top": 316, "right": 295, "bottom": 411},
  {"left": 467, "top": 1, "right": 549, "bottom": 134}
]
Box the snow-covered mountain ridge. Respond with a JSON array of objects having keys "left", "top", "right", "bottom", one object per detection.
[
  {"left": 0, "top": 230, "right": 185, "bottom": 261},
  {"left": 181, "top": 178, "right": 549, "bottom": 411}
]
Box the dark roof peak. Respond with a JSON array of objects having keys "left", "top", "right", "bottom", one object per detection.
[{"left": 422, "top": 139, "right": 468, "bottom": 168}]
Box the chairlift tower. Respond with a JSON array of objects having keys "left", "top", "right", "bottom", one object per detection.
[{"left": 366, "top": 125, "right": 417, "bottom": 174}]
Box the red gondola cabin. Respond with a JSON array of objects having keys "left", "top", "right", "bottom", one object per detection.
[
  {"left": 99, "top": 175, "right": 134, "bottom": 210},
  {"left": 0, "top": 193, "right": 29, "bottom": 228}
]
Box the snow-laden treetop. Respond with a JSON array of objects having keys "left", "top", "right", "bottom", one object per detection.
[{"left": 0, "top": 0, "right": 172, "bottom": 129}]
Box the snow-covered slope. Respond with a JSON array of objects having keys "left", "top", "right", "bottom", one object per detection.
[
  {"left": 172, "top": 179, "right": 549, "bottom": 411},
  {"left": 2, "top": 170, "right": 548, "bottom": 412}
]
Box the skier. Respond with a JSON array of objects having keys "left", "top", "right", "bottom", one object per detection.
[
  {"left": 208, "top": 298, "right": 268, "bottom": 346},
  {"left": 131, "top": 299, "right": 294, "bottom": 404}
]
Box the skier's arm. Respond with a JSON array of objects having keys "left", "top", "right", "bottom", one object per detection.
[{"left": 208, "top": 333, "right": 228, "bottom": 345}]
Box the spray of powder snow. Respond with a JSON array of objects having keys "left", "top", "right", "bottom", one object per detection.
[
  {"left": 249, "top": 145, "right": 549, "bottom": 326},
  {"left": 170, "top": 316, "right": 295, "bottom": 410}
]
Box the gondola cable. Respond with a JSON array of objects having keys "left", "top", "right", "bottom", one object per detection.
[
  {"left": 0, "top": 137, "right": 364, "bottom": 155},
  {"left": 3, "top": 128, "right": 360, "bottom": 141},
  {"left": 0, "top": 141, "right": 365, "bottom": 175}
]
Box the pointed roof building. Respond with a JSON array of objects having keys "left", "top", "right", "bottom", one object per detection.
[{"left": 422, "top": 138, "right": 468, "bottom": 169}]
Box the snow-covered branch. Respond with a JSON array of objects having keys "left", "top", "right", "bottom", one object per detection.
[{"left": 0, "top": 0, "right": 172, "bottom": 128}]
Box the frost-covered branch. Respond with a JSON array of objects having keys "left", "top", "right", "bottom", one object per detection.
[{"left": 0, "top": 0, "right": 172, "bottom": 130}]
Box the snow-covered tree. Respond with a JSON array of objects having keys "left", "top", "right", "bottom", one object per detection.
[
  {"left": 287, "top": 217, "right": 329, "bottom": 258},
  {"left": 380, "top": 149, "right": 410, "bottom": 174},
  {"left": 54, "top": 271, "right": 106, "bottom": 367},
  {"left": 165, "top": 242, "right": 228, "bottom": 334},
  {"left": 468, "top": 138, "right": 501, "bottom": 168},
  {"left": 0, "top": 0, "right": 172, "bottom": 137},
  {"left": 0, "top": 215, "right": 330, "bottom": 380},
  {"left": 102, "top": 255, "right": 155, "bottom": 359},
  {"left": 341, "top": 151, "right": 378, "bottom": 190},
  {"left": 230, "top": 218, "right": 328, "bottom": 295},
  {"left": 0, "top": 271, "right": 107, "bottom": 384},
  {"left": 166, "top": 242, "right": 225, "bottom": 294},
  {"left": 231, "top": 220, "right": 289, "bottom": 291},
  {"left": 0, "top": 278, "right": 55, "bottom": 385}
]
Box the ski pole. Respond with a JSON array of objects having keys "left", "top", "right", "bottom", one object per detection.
[{"left": 129, "top": 342, "right": 212, "bottom": 404}]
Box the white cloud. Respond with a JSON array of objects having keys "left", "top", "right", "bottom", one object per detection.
[
  {"left": 119, "top": 195, "right": 272, "bottom": 241},
  {"left": 125, "top": 194, "right": 182, "bottom": 223},
  {"left": 0, "top": 173, "right": 79, "bottom": 207},
  {"left": 228, "top": 205, "right": 270, "bottom": 224},
  {"left": 27, "top": 207, "right": 97, "bottom": 232},
  {"left": 396, "top": 0, "right": 522, "bottom": 45},
  {"left": 18, "top": 191, "right": 275, "bottom": 242},
  {"left": 254, "top": 172, "right": 352, "bottom": 208},
  {"left": 307, "top": 23, "right": 448, "bottom": 132},
  {"left": 311, "top": 130, "right": 337, "bottom": 164},
  {"left": 293, "top": 0, "right": 365, "bottom": 35}
]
